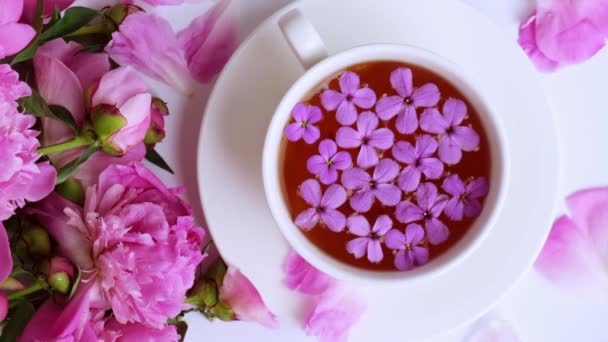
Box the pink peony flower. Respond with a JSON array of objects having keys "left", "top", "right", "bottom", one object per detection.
[
  {"left": 220, "top": 266, "right": 279, "bottom": 329},
  {"left": 304, "top": 287, "right": 366, "bottom": 342},
  {"left": 518, "top": 0, "right": 608, "bottom": 72},
  {"left": 0, "top": 64, "right": 30, "bottom": 103},
  {"left": 22, "top": 0, "right": 75, "bottom": 23},
  {"left": 177, "top": 0, "right": 238, "bottom": 83},
  {"left": 535, "top": 188, "right": 608, "bottom": 301},
  {"left": 93, "top": 312, "right": 180, "bottom": 342},
  {"left": 0, "top": 0, "right": 36, "bottom": 59},
  {"left": 284, "top": 251, "right": 336, "bottom": 295},
  {"left": 0, "top": 223, "right": 11, "bottom": 322},
  {"left": 29, "top": 163, "right": 204, "bottom": 328}
]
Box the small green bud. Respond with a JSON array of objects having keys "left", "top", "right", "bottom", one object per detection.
[
  {"left": 0, "top": 277, "right": 25, "bottom": 291},
  {"left": 22, "top": 225, "right": 51, "bottom": 258},
  {"left": 56, "top": 178, "right": 85, "bottom": 205},
  {"left": 186, "top": 279, "right": 218, "bottom": 308},
  {"left": 107, "top": 4, "right": 143, "bottom": 26},
  {"left": 210, "top": 302, "right": 236, "bottom": 322},
  {"left": 91, "top": 104, "right": 127, "bottom": 141},
  {"left": 49, "top": 272, "right": 71, "bottom": 294}
]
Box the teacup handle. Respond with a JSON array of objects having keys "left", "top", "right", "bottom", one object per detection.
[{"left": 279, "top": 9, "right": 328, "bottom": 70}]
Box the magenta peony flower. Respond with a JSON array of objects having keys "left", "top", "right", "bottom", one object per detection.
[
  {"left": 284, "top": 251, "right": 336, "bottom": 295},
  {"left": 0, "top": 64, "right": 30, "bottom": 104},
  {"left": 29, "top": 163, "right": 205, "bottom": 328},
  {"left": 0, "top": 0, "right": 35, "bottom": 59},
  {"left": 93, "top": 311, "right": 180, "bottom": 342}
]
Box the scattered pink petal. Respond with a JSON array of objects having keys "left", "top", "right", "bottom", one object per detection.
[{"left": 284, "top": 251, "right": 336, "bottom": 295}]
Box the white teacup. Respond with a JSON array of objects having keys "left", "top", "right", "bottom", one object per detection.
[{"left": 262, "top": 9, "right": 509, "bottom": 284}]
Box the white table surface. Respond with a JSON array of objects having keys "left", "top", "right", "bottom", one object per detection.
[{"left": 117, "top": 0, "right": 608, "bottom": 340}]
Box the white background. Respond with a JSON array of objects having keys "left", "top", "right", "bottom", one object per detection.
[{"left": 95, "top": 0, "right": 608, "bottom": 341}]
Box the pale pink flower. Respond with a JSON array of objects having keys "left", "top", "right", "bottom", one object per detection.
[
  {"left": 284, "top": 251, "right": 336, "bottom": 295},
  {"left": 535, "top": 188, "right": 608, "bottom": 301},
  {"left": 220, "top": 266, "right": 279, "bottom": 329},
  {"left": 22, "top": 0, "right": 75, "bottom": 23},
  {"left": 0, "top": 0, "right": 35, "bottom": 59}
]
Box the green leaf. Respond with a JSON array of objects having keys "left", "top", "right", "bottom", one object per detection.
[
  {"left": 48, "top": 105, "right": 78, "bottom": 135},
  {"left": 56, "top": 142, "right": 100, "bottom": 184},
  {"left": 39, "top": 7, "right": 99, "bottom": 43},
  {"left": 145, "top": 148, "right": 174, "bottom": 174},
  {"left": 0, "top": 301, "right": 35, "bottom": 342},
  {"left": 65, "top": 32, "right": 111, "bottom": 52},
  {"left": 18, "top": 91, "right": 78, "bottom": 135}
]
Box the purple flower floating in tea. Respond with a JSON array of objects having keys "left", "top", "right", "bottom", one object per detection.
[
  {"left": 321, "top": 71, "right": 377, "bottom": 126},
  {"left": 336, "top": 111, "right": 394, "bottom": 169},
  {"left": 442, "top": 175, "right": 490, "bottom": 221},
  {"left": 376, "top": 67, "right": 441, "bottom": 134},
  {"left": 385, "top": 223, "right": 430, "bottom": 271},
  {"left": 420, "top": 98, "right": 480, "bottom": 165},
  {"left": 346, "top": 215, "right": 392, "bottom": 263},
  {"left": 342, "top": 159, "right": 401, "bottom": 213},
  {"left": 295, "top": 179, "right": 347, "bottom": 232},
  {"left": 284, "top": 103, "right": 323, "bottom": 144},
  {"left": 396, "top": 182, "right": 450, "bottom": 245},
  {"left": 307, "top": 139, "right": 352, "bottom": 185},
  {"left": 393, "top": 134, "right": 444, "bottom": 192}
]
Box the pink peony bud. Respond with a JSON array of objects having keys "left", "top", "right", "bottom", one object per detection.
[{"left": 144, "top": 97, "right": 168, "bottom": 146}]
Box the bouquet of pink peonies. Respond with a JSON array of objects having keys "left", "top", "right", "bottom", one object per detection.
[{"left": 0, "top": 0, "right": 278, "bottom": 340}]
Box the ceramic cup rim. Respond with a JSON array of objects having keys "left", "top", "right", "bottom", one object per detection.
[{"left": 262, "top": 43, "right": 509, "bottom": 285}]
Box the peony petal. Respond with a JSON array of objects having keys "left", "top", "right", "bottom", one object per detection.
[
  {"left": 518, "top": 15, "right": 561, "bottom": 72},
  {"left": 389, "top": 67, "right": 413, "bottom": 97},
  {"left": 0, "top": 223, "right": 12, "bottom": 282},
  {"left": 375, "top": 184, "right": 402, "bottom": 207},
  {"left": 405, "top": 223, "right": 426, "bottom": 244},
  {"left": 307, "top": 155, "right": 329, "bottom": 175},
  {"left": 442, "top": 174, "right": 466, "bottom": 197},
  {"left": 68, "top": 50, "right": 110, "bottom": 90},
  {"left": 339, "top": 71, "right": 360, "bottom": 94},
  {"left": 398, "top": 166, "right": 421, "bottom": 192},
  {"left": 352, "top": 88, "right": 376, "bottom": 109},
  {"left": 395, "top": 105, "right": 418, "bottom": 134},
  {"left": 331, "top": 151, "right": 352, "bottom": 170},
  {"left": 336, "top": 126, "right": 362, "bottom": 148},
  {"left": 416, "top": 182, "right": 438, "bottom": 211},
  {"left": 0, "top": 292, "right": 6, "bottom": 322},
  {"left": 438, "top": 136, "right": 462, "bottom": 165},
  {"left": 426, "top": 218, "right": 449, "bottom": 245},
  {"left": 357, "top": 144, "right": 379, "bottom": 169},
  {"left": 347, "top": 215, "right": 371, "bottom": 236},
  {"left": 295, "top": 208, "right": 321, "bottom": 230},
  {"left": 420, "top": 108, "right": 448, "bottom": 134},
  {"left": 321, "top": 89, "right": 346, "bottom": 111},
  {"left": 299, "top": 179, "right": 322, "bottom": 206},
  {"left": 23, "top": 162, "right": 57, "bottom": 202},
  {"left": 350, "top": 189, "right": 375, "bottom": 213},
  {"left": 468, "top": 177, "right": 490, "bottom": 199},
  {"left": 0, "top": 23, "right": 36, "bottom": 58},
  {"left": 464, "top": 199, "right": 483, "bottom": 218},
  {"left": 373, "top": 158, "right": 399, "bottom": 183},
  {"left": 304, "top": 287, "right": 365, "bottom": 342},
  {"left": 318, "top": 139, "right": 337, "bottom": 160},
  {"left": 443, "top": 98, "right": 467, "bottom": 126},
  {"left": 284, "top": 123, "right": 304, "bottom": 142},
  {"left": 375, "top": 95, "right": 404, "bottom": 121},
  {"left": 452, "top": 126, "right": 480, "bottom": 152},
  {"left": 92, "top": 67, "right": 147, "bottom": 108},
  {"left": 321, "top": 184, "right": 347, "bottom": 209},
  {"left": 357, "top": 111, "right": 379, "bottom": 136},
  {"left": 111, "top": 93, "right": 152, "bottom": 152},
  {"left": 336, "top": 101, "right": 357, "bottom": 126},
  {"left": 411, "top": 83, "right": 440, "bottom": 107},
  {"left": 319, "top": 167, "right": 339, "bottom": 185},
  {"left": 395, "top": 201, "right": 424, "bottom": 223},
  {"left": 392, "top": 140, "right": 417, "bottom": 164},
  {"left": 322, "top": 209, "right": 346, "bottom": 232},
  {"left": 372, "top": 215, "right": 393, "bottom": 235},
  {"left": 385, "top": 229, "right": 405, "bottom": 250},
  {"left": 0, "top": 0, "right": 23, "bottom": 24},
  {"left": 284, "top": 251, "right": 336, "bottom": 295},
  {"left": 394, "top": 250, "right": 414, "bottom": 271},
  {"left": 444, "top": 197, "right": 464, "bottom": 221},
  {"left": 367, "top": 240, "right": 383, "bottom": 263},
  {"left": 221, "top": 267, "right": 279, "bottom": 329},
  {"left": 303, "top": 125, "right": 321, "bottom": 144},
  {"left": 341, "top": 168, "right": 370, "bottom": 190},
  {"left": 178, "top": 0, "right": 238, "bottom": 83},
  {"left": 368, "top": 128, "right": 394, "bottom": 150},
  {"left": 419, "top": 157, "right": 444, "bottom": 180},
  {"left": 346, "top": 237, "right": 369, "bottom": 258}
]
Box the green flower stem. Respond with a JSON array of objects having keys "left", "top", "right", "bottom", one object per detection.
[
  {"left": 7, "top": 279, "right": 47, "bottom": 302},
  {"left": 36, "top": 135, "right": 95, "bottom": 156}
]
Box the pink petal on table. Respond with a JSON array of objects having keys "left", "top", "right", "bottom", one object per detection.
[
  {"left": 346, "top": 237, "right": 369, "bottom": 258},
  {"left": 411, "top": 83, "right": 440, "bottom": 107},
  {"left": 0, "top": 223, "right": 12, "bottom": 282},
  {"left": 220, "top": 266, "right": 279, "bottom": 329},
  {"left": 284, "top": 251, "right": 336, "bottom": 295},
  {"left": 518, "top": 15, "right": 561, "bottom": 72},
  {"left": 395, "top": 105, "right": 418, "bottom": 134},
  {"left": 390, "top": 67, "right": 413, "bottom": 97},
  {"left": 466, "top": 317, "right": 521, "bottom": 342},
  {"left": 347, "top": 215, "right": 371, "bottom": 236},
  {"left": 177, "top": 0, "right": 238, "bottom": 83},
  {"left": 375, "top": 95, "right": 404, "bottom": 121},
  {"left": 321, "top": 90, "right": 346, "bottom": 111},
  {"left": 0, "top": 23, "right": 35, "bottom": 59},
  {"left": 22, "top": 0, "right": 74, "bottom": 23}
]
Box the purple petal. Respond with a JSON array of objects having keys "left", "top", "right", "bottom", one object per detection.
[
  {"left": 452, "top": 126, "right": 480, "bottom": 152},
  {"left": 318, "top": 139, "right": 337, "bottom": 160},
  {"left": 347, "top": 215, "right": 371, "bottom": 236},
  {"left": 346, "top": 237, "right": 369, "bottom": 258},
  {"left": 307, "top": 106, "right": 323, "bottom": 124},
  {"left": 389, "top": 68, "right": 413, "bottom": 97},
  {"left": 336, "top": 127, "right": 362, "bottom": 148},
  {"left": 368, "top": 128, "right": 394, "bottom": 150},
  {"left": 443, "top": 98, "right": 467, "bottom": 126},
  {"left": 397, "top": 166, "right": 421, "bottom": 192},
  {"left": 419, "top": 158, "right": 444, "bottom": 179},
  {"left": 412, "top": 247, "right": 430, "bottom": 266},
  {"left": 372, "top": 215, "right": 393, "bottom": 236},
  {"left": 438, "top": 136, "right": 463, "bottom": 165},
  {"left": 395, "top": 105, "right": 418, "bottom": 134},
  {"left": 303, "top": 125, "right": 321, "bottom": 144},
  {"left": 357, "top": 111, "right": 379, "bottom": 136},
  {"left": 412, "top": 83, "right": 440, "bottom": 107},
  {"left": 321, "top": 184, "right": 347, "bottom": 209},
  {"left": 463, "top": 199, "right": 483, "bottom": 218},
  {"left": 392, "top": 141, "right": 417, "bottom": 164},
  {"left": 373, "top": 158, "right": 399, "bottom": 183},
  {"left": 0, "top": 23, "right": 36, "bottom": 58},
  {"left": 295, "top": 208, "right": 321, "bottom": 230},
  {"left": 331, "top": 151, "right": 352, "bottom": 170},
  {"left": 367, "top": 240, "right": 383, "bottom": 263},
  {"left": 307, "top": 155, "right": 329, "bottom": 175},
  {"left": 339, "top": 71, "right": 360, "bottom": 94},
  {"left": 405, "top": 223, "right": 426, "bottom": 244},
  {"left": 442, "top": 174, "right": 466, "bottom": 197},
  {"left": 426, "top": 218, "right": 449, "bottom": 245},
  {"left": 416, "top": 135, "right": 439, "bottom": 157},
  {"left": 420, "top": 108, "right": 448, "bottom": 134},
  {"left": 357, "top": 145, "right": 379, "bottom": 169},
  {"left": 300, "top": 179, "right": 322, "bottom": 206},
  {"left": 385, "top": 229, "right": 405, "bottom": 250},
  {"left": 292, "top": 103, "right": 308, "bottom": 122},
  {"left": 416, "top": 182, "right": 438, "bottom": 210},
  {"left": 321, "top": 89, "right": 346, "bottom": 111},
  {"left": 285, "top": 123, "right": 304, "bottom": 142},
  {"left": 518, "top": 15, "right": 561, "bottom": 73},
  {"left": 375, "top": 95, "right": 404, "bottom": 121},
  {"left": 350, "top": 189, "right": 375, "bottom": 213},
  {"left": 321, "top": 209, "right": 346, "bottom": 232},
  {"left": 375, "top": 184, "right": 402, "bottom": 207},
  {"left": 444, "top": 197, "right": 464, "bottom": 221},
  {"left": 430, "top": 194, "right": 449, "bottom": 218},
  {"left": 319, "top": 168, "right": 338, "bottom": 185},
  {"left": 395, "top": 201, "right": 424, "bottom": 223},
  {"left": 341, "top": 168, "right": 370, "bottom": 190},
  {"left": 394, "top": 250, "right": 414, "bottom": 271},
  {"left": 352, "top": 88, "right": 376, "bottom": 109},
  {"left": 467, "top": 177, "right": 490, "bottom": 199}
]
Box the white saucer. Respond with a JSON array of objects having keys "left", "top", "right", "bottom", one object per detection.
[{"left": 197, "top": 0, "right": 559, "bottom": 340}]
